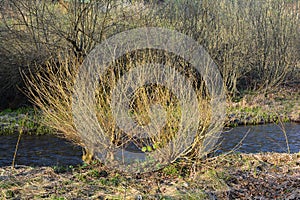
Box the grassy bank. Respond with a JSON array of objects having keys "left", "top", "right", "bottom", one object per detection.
[
  {"left": 226, "top": 86, "right": 300, "bottom": 126},
  {"left": 0, "top": 107, "right": 52, "bottom": 135},
  {"left": 1, "top": 153, "right": 299, "bottom": 199}
]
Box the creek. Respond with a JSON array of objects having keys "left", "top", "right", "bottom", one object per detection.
[{"left": 0, "top": 123, "right": 299, "bottom": 167}]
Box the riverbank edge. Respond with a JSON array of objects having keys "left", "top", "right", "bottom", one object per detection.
[
  {"left": 0, "top": 106, "right": 299, "bottom": 135},
  {"left": 1, "top": 152, "right": 299, "bottom": 199}
]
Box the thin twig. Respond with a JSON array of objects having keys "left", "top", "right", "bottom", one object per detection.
[
  {"left": 277, "top": 118, "right": 290, "bottom": 154},
  {"left": 12, "top": 113, "right": 28, "bottom": 168}
]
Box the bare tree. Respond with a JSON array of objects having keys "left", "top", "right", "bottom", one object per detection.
[{"left": 0, "top": 0, "right": 147, "bottom": 108}]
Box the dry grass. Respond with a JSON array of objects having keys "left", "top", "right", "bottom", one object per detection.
[{"left": 0, "top": 153, "right": 299, "bottom": 199}]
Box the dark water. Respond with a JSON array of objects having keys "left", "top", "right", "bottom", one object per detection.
[
  {"left": 0, "top": 135, "right": 83, "bottom": 167},
  {"left": 218, "top": 122, "right": 300, "bottom": 154},
  {"left": 0, "top": 123, "right": 299, "bottom": 167}
]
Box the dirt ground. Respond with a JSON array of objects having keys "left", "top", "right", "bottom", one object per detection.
[{"left": 1, "top": 153, "right": 299, "bottom": 199}]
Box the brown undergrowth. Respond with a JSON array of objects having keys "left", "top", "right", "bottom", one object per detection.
[{"left": 1, "top": 153, "right": 299, "bottom": 199}]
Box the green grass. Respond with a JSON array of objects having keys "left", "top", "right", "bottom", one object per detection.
[
  {"left": 0, "top": 107, "right": 53, "bottom": 135},
  {"left": 226, "top": 87, "right": 300, "bottom": 126}
]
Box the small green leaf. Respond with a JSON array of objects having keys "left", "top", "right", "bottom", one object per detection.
[
  {"left": 147, "top": 145, "right": 152, "bottom": 152},
  {"left": 141, "top": 147, "right": 147, "bottom": 152}
]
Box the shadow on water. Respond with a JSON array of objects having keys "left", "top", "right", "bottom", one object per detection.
[{"left": 0, "top": 123, "right": 299, "bottom": 167}]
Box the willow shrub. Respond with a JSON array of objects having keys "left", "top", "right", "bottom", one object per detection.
[{"left": 23, "top": 50, "right": 212, "bottom": 164}]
